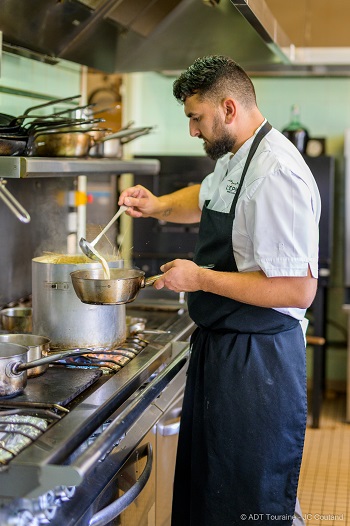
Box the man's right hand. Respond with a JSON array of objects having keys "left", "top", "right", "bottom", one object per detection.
[{"left": 118, "top": 185, "right": 160, "bottom": 218}]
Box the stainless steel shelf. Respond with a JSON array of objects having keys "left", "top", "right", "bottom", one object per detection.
[{"left": 0, "top": 157, "right": 160, "bottom": 178}]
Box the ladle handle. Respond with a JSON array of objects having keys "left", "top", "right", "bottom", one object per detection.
[{"left": 91, "top": 205, "right": 128, "bottom": 247}]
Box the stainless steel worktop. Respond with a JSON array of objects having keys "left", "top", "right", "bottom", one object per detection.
[{"left": 0, "top": 157, "right": 160, "bottom": 178}]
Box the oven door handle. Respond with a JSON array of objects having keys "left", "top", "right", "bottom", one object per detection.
[
  {"left": 89, "top": 442, "right": 153, "bottom": 526},
  {"left": 158, "top": 406, "right": 182, "bottom": 436}
]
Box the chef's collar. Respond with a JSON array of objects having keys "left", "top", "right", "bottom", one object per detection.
[{"left": 227, "top": 118, "right": 267, "bottom": 171}]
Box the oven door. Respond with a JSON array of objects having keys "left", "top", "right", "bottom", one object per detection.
[
  {"left": 91, "top": 433, "right": 157, "bottom": 526},
  {"left": 68, "top": 349, "right": 188, "bottom": 526}
]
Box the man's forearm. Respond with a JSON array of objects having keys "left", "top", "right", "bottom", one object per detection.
[
  {"left": 153, "top": 184, "right": 201, "bottom": 223},
  {"left": 198, "top": 267, "right": 317, "bottom": 309}
]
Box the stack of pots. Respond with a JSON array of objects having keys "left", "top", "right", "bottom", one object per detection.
[{"left": 32, "top": 255, "right": 126, "bottom": 349}]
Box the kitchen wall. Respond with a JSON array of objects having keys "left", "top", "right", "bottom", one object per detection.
[
  {"left": 0, "top": 52, "right": 82, "bottom": 307},
  {"left": 0, "top": 52, "right": 82, "bottom": 114},
  {"left": 123, "top": 71, "right": 350, "bottom": 391}
]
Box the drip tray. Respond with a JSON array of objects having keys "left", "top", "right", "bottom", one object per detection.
[{"left": 11, "top": 367, "right": 102, "bottom": 406}]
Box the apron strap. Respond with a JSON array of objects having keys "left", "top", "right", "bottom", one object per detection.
[{"left": 229, "top": 121, "right": 272, "bottom": 214}]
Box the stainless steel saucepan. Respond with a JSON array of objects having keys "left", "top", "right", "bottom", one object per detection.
[
  {"left": 0, "top": 334, "right": 50, "bottom": 378},
  {"left": 70, "top": 268, "right": 162, "bottom": 305},
  {"left": 0, "top": 343, "right": 96, "bottom": 398},
  {"left": 29, "top": 126, "right": 153, "bottom": 158}
]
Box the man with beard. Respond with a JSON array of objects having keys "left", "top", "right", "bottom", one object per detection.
[{"left": 118, "top": 55, "right": 320, "bottom": 526}]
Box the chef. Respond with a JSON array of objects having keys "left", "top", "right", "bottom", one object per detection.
[{"left": 119, "top": 55, "right": 320, "bottom": 526}]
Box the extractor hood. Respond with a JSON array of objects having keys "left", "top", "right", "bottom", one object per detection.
[
  {"left": 1, "top": 0, "right": 349, "bottom": 75},
  {"left": 0, "top": 0, "right": 288, "bottom": 73}
]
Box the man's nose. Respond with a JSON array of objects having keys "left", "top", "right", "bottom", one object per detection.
[{"left": 189, "top": 121, "right": 200, "bottom": 138}]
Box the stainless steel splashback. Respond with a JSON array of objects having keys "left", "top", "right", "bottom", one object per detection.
[{"left": 0, "top": 178, "right": 75, "bottom": 307}]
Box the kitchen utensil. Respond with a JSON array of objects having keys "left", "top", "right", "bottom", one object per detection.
[
  {"left": 0, "top": 334, "right": 50, "bottom": 378},
  {"left": 125, "top": 316, "right": 170, "bottom": 338},
  {"left": 0, "top": 135, "right": 28, "bottom": 156},
  {"left": 8, "top": 95, "right": 81, "bottom": 127},
  {"left": 70, "top": 268, "right": 162, "bottom": 305},
  {"left": 79, "top": 205, "right": 128, "bottom": 261},
  {"left": 29, "top": 126, "right": 153, "bottom": 157},
  {"left": 32, "top": 256, "right": 126, "bottom": 349},
  {"left": 0, "top": 179, "right": 31, "bottom": 223},
  {"left": 71, "top": 265, "right": 215, "bottom": 306},
  {"left": 0, "top": 342, "right": 96, "bottom": 398},
  {"left": 0, "top": 307, "right": 32, "bottom": 332}
]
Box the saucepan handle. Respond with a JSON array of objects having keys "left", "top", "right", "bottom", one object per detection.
[
  {"left": 144, "top": 274, "right": 163, "bottom": 286},
  {"left": 13, "top": 348, "right": 94, "bottom": 373}
]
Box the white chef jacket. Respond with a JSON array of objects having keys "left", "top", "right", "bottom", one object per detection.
[{"left": 199, "top": 121, "right": 321, "bottom": 321}]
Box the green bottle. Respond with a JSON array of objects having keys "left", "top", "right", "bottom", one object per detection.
[{"left": 282, "top": 104, "right": 309, "bottom": 153}]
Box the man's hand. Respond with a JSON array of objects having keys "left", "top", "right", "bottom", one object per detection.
[
  {"left": 118, "top": 185, "right": 160, "bottom": 218},
  {"left": 154, "top": 259, "right": 207, "bottom": 292}
]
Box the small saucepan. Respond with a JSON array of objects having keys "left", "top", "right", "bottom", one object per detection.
[
  {"left": 0, "top": 307, "right": 32, "bottom": 333},
  {"left": 70, "top": 269, "right": 162, "bottom": 305},
  {"left": 0, "top": 343, "right": 96, "bottom": 398},
  {"left": 0, "top": 334, "right": 50, "bottom": 378}
]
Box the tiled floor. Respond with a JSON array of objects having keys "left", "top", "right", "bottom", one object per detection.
[{"left": 298, "top": 393, "right": 350, "bottom": 525}]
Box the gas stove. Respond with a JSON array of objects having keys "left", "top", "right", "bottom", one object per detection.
[{"left": 0, "top": 295, "right": 195, "bottom": 526}]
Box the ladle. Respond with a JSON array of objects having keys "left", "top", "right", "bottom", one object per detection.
[{"left": 79, "top": 205, "right": 128, "bottom": 261}]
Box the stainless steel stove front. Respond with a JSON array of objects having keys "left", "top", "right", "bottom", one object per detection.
[{"left": 0, "top": 305, "right": 195, "bottom": 526}]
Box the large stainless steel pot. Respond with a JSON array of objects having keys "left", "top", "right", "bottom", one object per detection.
[
  {"left": 0, "top": 343, "right": 97, "bottom": 398},
  {"left": 0, "top": 334, "right": 50, "bottom": 378},
  {"left": 32, "top": 256, "right": 126, "bottom": 349}
]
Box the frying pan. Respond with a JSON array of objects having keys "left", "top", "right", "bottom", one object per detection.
[
  {"left": 0, "top": 95, "right": 80, "bottom": 133},
  {"left": 70, "top": 268, "right": 162, "bottom": 305},
  {"left": 0, "top": 135, "right": 27, "bottom": 156},
  {"left": 0, "top": 343, "right": 97, "bottom": 398},
  {"left": 5, "top": 94, "right": 81, "bottom": 127}
]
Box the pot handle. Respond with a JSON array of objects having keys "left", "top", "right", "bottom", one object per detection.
[{"left": 13, "top": 348, "right": 94, "bottom": 373}]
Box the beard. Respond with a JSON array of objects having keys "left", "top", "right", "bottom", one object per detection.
[{"left": 202, "top": 115, "right": 236, "bottom": 161}]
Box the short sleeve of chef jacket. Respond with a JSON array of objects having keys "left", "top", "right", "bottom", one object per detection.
[{"left": 199, "top": 128, "right": 321, "bottom": 279}]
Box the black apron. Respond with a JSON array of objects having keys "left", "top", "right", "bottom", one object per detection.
[{"left": 171, "top": 122, "right": 307, "bottom": 526}]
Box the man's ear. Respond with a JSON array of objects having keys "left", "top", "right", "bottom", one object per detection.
[{"left": 222, "top": 98, "right": 236, "bottom": 124}]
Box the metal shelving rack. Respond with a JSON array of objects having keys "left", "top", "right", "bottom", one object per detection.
[{"left": 0, "top": 157, "right": 160, "bottom": 178}]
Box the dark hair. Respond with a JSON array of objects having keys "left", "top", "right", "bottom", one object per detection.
[{"left": 173, "top": 55, "right": 256, "bottom": 108}]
